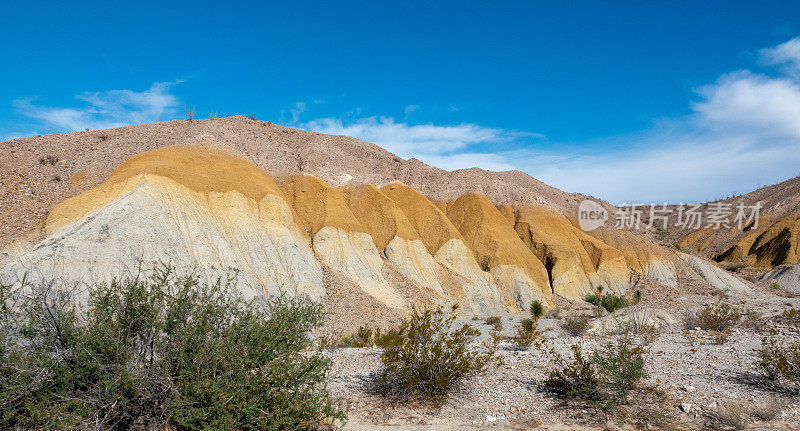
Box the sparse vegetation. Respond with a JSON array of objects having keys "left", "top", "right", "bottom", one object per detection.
[
  {"left": 756, "top": 336, "right": 800, "bottom": 382},
  {"left": 584, "top": 291, "right": 629, "bottom": 313},
  {"left": 511, "top": 318, "right": 537, "bottom": 350},
  {"left": 0, "top": 268, "right": 346, "bottom": 430},
  {"left": 530, "top": 300, "right": 544, "bottom": 326},
  {"left": 485, "top": 315, "right": 503, "bottom": 331},
  {"left": 185, "top": 104, "right": 195, "bottom": 121},
  {"left": 749, "top": 397, "right": 781, "bottom": 422},
  {"left": 374, "top": 306, "right": 501, "bottom": 405},
  {"left": 562, "top": 314, "right": 591, "bottom": 336},
  {"left": 38, "top": 155, "right": 58, "bottom": 165},
  {"left": 714, "top": 401, "right": 750, "bottom": 430},
  {"left": 543, "top": 329, "right": 647, "bottom": 409},
  {"left": 340, "top": 325, "right": 374, "bottom": 347},
  {"left": 725, "top": 263, "right": 746, "bottom": 272},
  {"left": 511, "top": 300, "right": 546, "bottom": 350},
  {"left": 685, "top": 302, "right": 741, "bottom": 332},
  {"left": 770, "top": 282, "right": 783, "bottom": 290}
]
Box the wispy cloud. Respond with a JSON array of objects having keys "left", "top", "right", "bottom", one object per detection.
[
  {"left": 300, "top": 116, "right": 533, "bottom": 162},
  {"left": 295, "top": 37, "right": 800, "bottom": 204},
  {"left": 529, "top": 37, "right": 800, "bottom": 203},
  {"left": 761, "top": 37, "right": 800, "bottom": 76},
  {"left": 14, "top": 81, "right": 182, "bottom": 132}
]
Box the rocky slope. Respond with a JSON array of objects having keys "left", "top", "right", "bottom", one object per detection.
[
  {"left": 1, "top": 141, "right": 682, "bottom": 318},
  {"left": 4, "top": 117, "right": 790, "bottom": 323},
  {"left": 0, "top": 116, "right": 588, "bottom": 250},
  {"left": 672, "top": 175, "right": 800, "bottom": 277}
]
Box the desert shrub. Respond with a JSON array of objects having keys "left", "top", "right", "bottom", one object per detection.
[
  {"left": 511, "top": 318, "right": 537, "bottom": 350},
  {"left": 375, "top": 306, "right": 500, "bottom": 405},
  {"left": 543, "top": 344, "right": 598, "bottom": 399},
  {"left": 340, "top": 325, "right": 374, "bottom": 347},
  {"left": 374, "top": 327, "right": 403, "bottom": 349},
  {"left": 485, "top": 315, "right": 503, "bottom": 331},
  {"left": 544, "top": 330, "right": 647, "bottom": 409},
  {"left": 686, "top": 302, "right": 741, "bottom": 332},
  {"left": 725, "top": 263, "right": 746, "bottom": 272},
  {"left": 756, "top": 336, "right": 800, "bottom": 382},
  {"left": 584, "top": 292, "right": 628, "bottom": 313},
  {"left": 592, "top": 331, "right": 647, "bottom": 406},
  {"left": 781, "top": 307, "right": 800, "bottom": 328},
  {"left": 623, "top": 306, "right": 659, "bottom": 344},
  {"left": 714, "top": 401, "right": 750, "bottom": 430},
  {"left": 749, "top": 398, "right": 781, "bottom": 422},
  {"left": 0, "top": 268, "right": 345, "bottom": 430},
  {"left": 770, "top": 282, "right": 783, "bottom": 290},
  {"left": 38, "top": 155, "right": 58, "bottom": 165},
  {"left": 545, "top": 307, "right": 561, "bottom": 318},
  {"left": 562, "top": 314, "right": 592, "bottom": 336}
]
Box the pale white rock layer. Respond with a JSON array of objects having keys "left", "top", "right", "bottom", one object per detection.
[
  {"left": 644, "top": 259, "right": 679, "bottom": 289},
  {"left": 384, "top": 236, "right": 447, "bottom": 299},
  {"left": 491, "top": 264, "right": 549, "bottom": 311},
  {"left": 759, "top": 264, "right": 800, "bottom": 293},
  {"left": 312, "top": 226, "right": 407, "bottom": 309},
  {"left": 433, "top": 238, "right": 504, "bottom": 314},
  {"left": 678, "top": 252, "right": 750, "bottom": 294},
  {"left": 0, "top": 178, "right": 325, "bottom": 303}
]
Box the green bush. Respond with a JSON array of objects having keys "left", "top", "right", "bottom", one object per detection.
[
  {"left": 374, "top": 327, "right": 403, "bottom": 349},
  {"left": 756, "top": 336, "right": 800, "bottom": 382},
  {"left": 544, "top": 330, "right": 647, "bottom": 409},
  {"left": 562, "top": 314, "right": 592, "bottom": 336},
  {"left": 340, "top": 325, "right": 374, "bottom": 347},
  {"left": 688, "top": 302, "right": 741, "bottom": 332},
  {"left": 485, "top": 315, "right": 503, "bottom": 331},
  {"left": 0, "top": 267, "right": 345, "bottom": 430},
  {"left": 376, "top": 306, "right": 501, "bottom": 405},
  {"left": 511, "top": 318, "right": 537, "bottom": 350},
  {"left": 544, "top": 344, "right": 598, "bottom": 399},
  {"left": 584, "top": 292, "right": 629, "bottom": 313},
  {"left": 592, "top": 331, "right": 647, "bottom": 406},
  {"left": 529, "top": 300, "right": 544, "bottom": 321}
]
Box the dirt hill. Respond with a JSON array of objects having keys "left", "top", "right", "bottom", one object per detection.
[{"left": 0, "top": 116, "right": 587, "bottom": 249}]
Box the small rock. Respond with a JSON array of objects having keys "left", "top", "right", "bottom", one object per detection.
[
  {"left": 680, "top": 403, "right": 693, "bottom": 413},
  {"left": 485, "top": 415, "right": 497, "bottom": 423},
  {"left": 680, "top": 385, "right": 696, "bottom": 392}
]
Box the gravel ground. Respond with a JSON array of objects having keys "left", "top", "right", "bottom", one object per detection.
[{"left": 325, "top": 313, "right": 800, "bottom": 430}]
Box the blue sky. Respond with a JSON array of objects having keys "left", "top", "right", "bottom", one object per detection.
[{"left": 3, "top": 1, "right": 800, "bottom": 204}]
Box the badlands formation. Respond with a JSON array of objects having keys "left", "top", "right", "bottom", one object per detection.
[
  {"left": 0, "top": 144, "right": 645, "bottom": 318},
  {"left": 0, "top": 116, "right": 797, "bottom": 327},
  {"left": 4, "top": 117, "right": 800, "bottom": 428}
]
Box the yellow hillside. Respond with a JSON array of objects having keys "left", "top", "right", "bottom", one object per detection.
[
  {"left": 715, "top": 214, "right": 800, "bottom": 267},
  {"left": 339, "top": 184, "right": 421, "bottom": 252},
  {"left": 46, "top": 145, "right": 285, "bottom": 235},
  {"left": 380, "top": 182, "right": 465, "bottom": 255},
  {"left": 278, "top": 175, "right": 366, "bottom": 237},
  {"left": 513, "top": 204, "right": 628, "bottom": 296},
  {"left": 445, "top": 193, "right": 550, "bottom": 289}
]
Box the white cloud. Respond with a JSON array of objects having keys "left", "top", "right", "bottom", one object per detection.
[
  {"left": 692, "top": 71, "right": 800, "bottom": 140},
  {"left": 299, "top": 37, "right": 800, "bottom": 204},
  {"left": 14, "top": 81, "right": 182, "bottom": 132},
  {"left": 761, "top": 37, "right": 800, "bottom": 76},
  {"left": 301, "top": 116, "right": 518, "bottom": 158}
]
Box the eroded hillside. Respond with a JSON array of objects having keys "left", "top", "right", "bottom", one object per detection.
[{"left": 1, "top": 145, "right": 688, "bottom": 322}]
